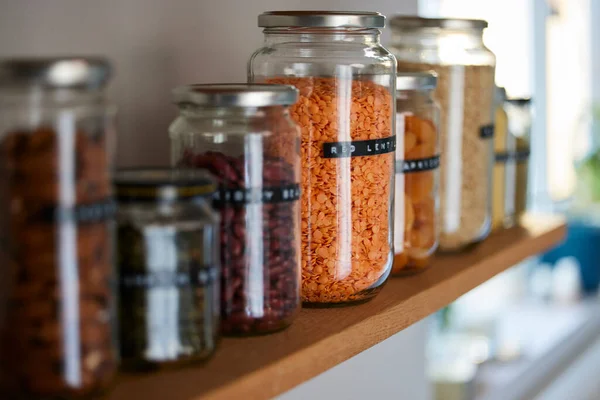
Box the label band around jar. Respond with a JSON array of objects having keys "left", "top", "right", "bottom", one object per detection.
[
  {"left": 322, "top": 136, "right": 396, "bottom": 158},
  {"left": 480, "top": 124, "right": 494, "bottom": 139},
  {"left": 39, "top": 198, "right": 117, "bottom": 223},
  {"left": 396, "top": 155, "right": 440, "bottom": 174},
  {"left": 120, "top": 267, "right": 219, "bottom": 288},
  {"left": 495, "top": 150, "right": 531, "bottom": 163},
  {"left": 213, "top": 183, "right": 300, "bottom": 207}
]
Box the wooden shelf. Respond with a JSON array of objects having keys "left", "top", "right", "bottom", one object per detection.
[{"left": 109, "top": 214, "right": 566, "bottom": 400}]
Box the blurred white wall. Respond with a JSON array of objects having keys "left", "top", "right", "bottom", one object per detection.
[
  {"left": 0, "top": 1, "right": 430, "bottom": 399},
  {"left": 0, "top": 0, "right": 417, "bottom": 167}
]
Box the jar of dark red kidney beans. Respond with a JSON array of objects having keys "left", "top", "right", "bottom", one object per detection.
[
  {"left": 170, "top": 84, "right": 301, "bottom": 336},
  {"left": 0, "top": 57, "right": 117, "bottom": 398}
]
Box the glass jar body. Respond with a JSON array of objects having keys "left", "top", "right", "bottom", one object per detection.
[
  {"left": 492, "top": 90, "right": 516, "bottom": 230},
  {"left": 249, "top": 28, "right": 397, "bottom": 306},
  {"left": 116, "top": 197, "right": 220, "bottom": 369},
  {"left": 390, "top": 27, "right": 496, "bottom": 251},
  {"left": 504, "top": 100, "right": 532, "bottom": 220},
  {"left": 0, "top": 89, "right": 117, "bottom": 398},
  {"left": 170, "top": 106, "right": 301, "bottom": 335},
  {"left": 394, "top": 88, "right": 440, "bottom": 275}
]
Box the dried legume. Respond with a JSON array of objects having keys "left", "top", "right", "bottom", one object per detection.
[
  {"left": 266, "top": 77, "right": 395, "bottom": 304},
  {"left": 181, "top": 151, "right": 300, "bottom": 335}
]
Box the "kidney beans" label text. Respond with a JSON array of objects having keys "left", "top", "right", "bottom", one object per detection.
[{"left": 213, "top": 183, "right": 300, "bottom": 206}]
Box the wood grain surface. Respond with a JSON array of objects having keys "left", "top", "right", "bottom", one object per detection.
[{"left": 109, "top": 215, "right": 566, "bottom": 400}]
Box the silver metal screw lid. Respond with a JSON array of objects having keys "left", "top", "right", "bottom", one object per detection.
[
  {"left": 390, "top": 16, "right": 488, "bottom": 30},
  {"left": 172, "top": 84, "right": 299, "bottom": 108},
  {"left": 0, "top": 56, "right": 111, "bottom": 89},
  {"left": 258, "top": 11, "right": 386, "bottom": 28},
  {"left": 396, "top": 72, "right": 438, "bottom": 91}
]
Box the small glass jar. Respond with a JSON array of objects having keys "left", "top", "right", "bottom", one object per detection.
[
  {"left": 249, "top": 11, "right": 397, "bottom": 306},
  {"left": 114, "top": 169, "right": 220, "bottom": 370},
  {"left": 504, "top": 98, "right": 532, "bottom": 221},
  {"left": 492, "top": 86, "right": 517, "bottom": 230},
  {"left": 0, "top": 58, "right": 117, "bottom": 398},
  {"left": 170, "top": 84, "right": 301, "bottom": 335},
  {"left": 390, "top": 16, "right": 496, "bottom": 251},
  {"left": 394, "top": 73, "right": 440, "bottom": 275}
]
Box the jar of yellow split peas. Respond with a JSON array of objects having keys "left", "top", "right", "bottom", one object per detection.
[{"left": 394, "top": 72, "right": 440, "bottom": 275}]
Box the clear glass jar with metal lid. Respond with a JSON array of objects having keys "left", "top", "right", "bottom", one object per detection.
[
  {"left": 249, "top": 11, "right": 397, "bottom": 306},
  {"left": 169, "top": 84, "right": 301, "bottom": 335},
  {"left": 0, "top": 57, "right": 117, "bottom": 399},
  {"left": 504, "top": 98, "right": 532, "bottom": 221},
  {"left": 394, "top": 72, "right": 440, "bottom": 275},
  {"left": 390, "top": 17, "right": 496, "bottom": 251},
  {"left": 114, "top": 168, "right": 220, "bottom": 370}
]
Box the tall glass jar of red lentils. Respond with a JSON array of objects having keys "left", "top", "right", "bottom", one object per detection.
[
  {"left": 170, "top": 84, "right": 301, "bottom": 335},
  {"left": 249, "top": 11, "right": 397, "bottom": 306}
]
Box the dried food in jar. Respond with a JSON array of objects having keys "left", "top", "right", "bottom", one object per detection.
[
  {"left": 266, "top": 77, "right": 395, "bottom": 304},
  {"left": 394, "top": 114, "right": 439, "bottom": 275},
  {"left": 180, "top": 150, "right": 300, "bottom": 335},
  {"left": 117, "top": 222, "right": 219, "bottom": 369},
  {"left": 398, "top": 62, "right": 495, "bottom": 250},
  {"left": 0, "top": 126, "right": 116, "bottom": 399}
]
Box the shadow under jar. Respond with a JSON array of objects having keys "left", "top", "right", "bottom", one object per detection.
[
  {"left": 394, "top": 72, "right": 441, "bottom": 275},
  {"left": 170, "top": 84, "right": 301, "bottom": 336},
  {"left": 389, "top": 16, "right": 496, "bottom": 252},
  {"left": 249, "top": 11, "right": 397, "bottom": 306},
  {"left": 0, "top": 57, "right": 117, "bottom": 399},
  {"left": 114, "top": 169, "right": 220, "bottom": 370}
]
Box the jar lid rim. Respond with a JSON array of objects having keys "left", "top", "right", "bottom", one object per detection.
[
  {"left": 396, "top": 72, "right": 437, "bottom": 91},
  {"left": 172, "top": 83, "right": 299, "bottom": 108},
  {"left": 259, "top": 11, "right": 385, "bottom": 28},
  {"left": 114, "top": 168, "right": 216, "bottom": 201},
  {"left": 390, "top": 16, "right": 488, "bottom": 30},
  {"left": 0, "top": 56, "right": 111, "bottom": 90}
]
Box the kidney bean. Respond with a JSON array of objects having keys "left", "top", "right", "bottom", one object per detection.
[{"left": 180, "top": 149, "right": 300, "bottom": 336}]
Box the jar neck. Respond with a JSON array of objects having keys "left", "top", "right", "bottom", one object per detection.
[
  {"left": 263, "top": 27, "right": 381, "bottom": 46},
  {"left": 0, "top": 86, "right": 106, "bottom": 108},
  {"left": 391, "top": 27, "right": 485, "bottom": 49},
  {"left": 178, "top": 105, "right": 288, "bottom": 120}
]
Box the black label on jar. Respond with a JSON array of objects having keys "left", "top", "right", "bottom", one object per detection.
[
  {"left": 480, "top": 124, "right": 495, "bottom": 139},
  {"left": 213, "top": 183, "right": 300, "bottom": 207},
  {"left": 38, "top": 199, "right": 117, "bottom": 223},
  {"left": 396, "top": 155, "right": 441, "bottom": 174},
  {"left": 322, "top": 136, "right": 396, "bottom": 158},
  {"left": 495, "top": 150, "right": 531, "bottom": 163},
  {"left": 120, "top": 267, "right": 219, "bottom": 288}
]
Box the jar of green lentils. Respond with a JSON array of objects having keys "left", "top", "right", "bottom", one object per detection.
[{"left": 114, "top": 168, "right": 220, "bottom": 370}]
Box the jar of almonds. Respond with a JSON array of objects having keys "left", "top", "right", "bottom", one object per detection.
[{"left": 0, "top": 57, "right": 117, "bottom": 399}]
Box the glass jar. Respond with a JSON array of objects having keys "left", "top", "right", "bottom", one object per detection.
[
  {"left": 394, "top": 72, "right": 440, "bottom": 275},
  {"left": 492, "top": 86, "right": 517, "bottom": 230},
  {"left": 114, "top": 169, "right": 220, "bottom": 370},
  {"left": 390, "top": 16, "right": 496, "bottom": 251},
  {"left": 249, "top": 11, "right": 397, "bottom": 306},
  {"left": 0, "top": 58, "right": 117, "bottom": 398},
  {"left": 504, "top": 98, "right": 532, "bottom": 221},
  {"left": 170, "top": 84, "right": 301, "bottom": 335}
]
